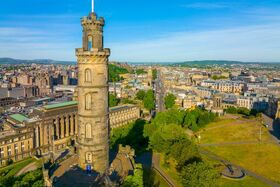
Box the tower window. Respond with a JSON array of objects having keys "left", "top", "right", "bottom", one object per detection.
[
  {"left": 88, "top": 36, "right": 93, "bottom": 50},
  {"left": 85, "top": 123, "right": 92, "bottom": 139},
  {"left": 86, "top": 152, "right": 92, "bottom": 163},
  {"left": 85, "top": 69, "right": 92, "bottom": 82},
  {"left": 85, "top": 93, "right": 92, "bottom": 110}
]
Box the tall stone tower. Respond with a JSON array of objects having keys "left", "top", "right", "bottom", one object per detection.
[{"left": 76, "top": 11, "right": 110, "bottom": 174}]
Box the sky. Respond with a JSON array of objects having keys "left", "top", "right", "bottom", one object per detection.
[{"left": 0, "top": 0, "right": 280, "bottom": 62}]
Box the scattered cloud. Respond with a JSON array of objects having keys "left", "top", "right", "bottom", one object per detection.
[
  {"left": 181, "top": 2, "right": 232, "bottom": 9},
  {"left": 109, "top": 23, "right": 280, "bottom": 62}
]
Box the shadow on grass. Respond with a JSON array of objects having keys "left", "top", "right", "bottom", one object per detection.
[{"left": 110, "top": 119, "right": 149, "bottom": 155}]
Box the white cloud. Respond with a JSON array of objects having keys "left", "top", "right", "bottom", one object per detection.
[
  {"left": 109, "top": 24, "right": 280, "bottom": 62},
  {"left": 182, "top": 2, "right": 232, "bottom": 9}
]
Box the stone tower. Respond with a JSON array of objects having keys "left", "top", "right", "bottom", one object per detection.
[
  {"left": 213, "top": 94, "right": 222, "bottom": 108},
  {"left": 76, "top": 11, "right": 110, "bottom": 174}
]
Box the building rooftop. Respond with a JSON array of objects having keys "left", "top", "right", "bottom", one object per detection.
[
  {"left": 33, "top": 97, "right": 52, "bottom": 102},
  {"left": 9, "top": 114, "right": 29, "bottom": 123},
  {"left": 43, "top": 101, "right": 78, "bottom": 110},
  {"left": 110, "top": 105, "right": 135, "bottom": 112}
]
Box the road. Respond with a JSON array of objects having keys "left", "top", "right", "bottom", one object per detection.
[
  {"left": 136, "top": 152, "right": 176, "bottom": 187},
  {"left": 262, "top": 113, "right": 280, "bottom": 142},
  {"left": 154, "top": 69, "right": 165, "bottom": 113},
  {"left": 152, "top": 153, "right": 176, "bottom": 187}
]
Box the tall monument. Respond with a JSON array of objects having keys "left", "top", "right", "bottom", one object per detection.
[{"left": 76, "top": 2, "right": 110, "bottom": 174}]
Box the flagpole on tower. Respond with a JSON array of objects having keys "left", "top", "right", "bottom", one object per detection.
[{"left": 92, "top": 0, "right": 94, "bottom": 13}]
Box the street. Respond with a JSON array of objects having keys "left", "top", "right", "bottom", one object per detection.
[{"left": 154, "top": 69, "right": 165, "bottom": 113}]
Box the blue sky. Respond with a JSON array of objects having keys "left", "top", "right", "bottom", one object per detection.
[{"left": 0, "top": 0, "right": 280, "bottom": 62}]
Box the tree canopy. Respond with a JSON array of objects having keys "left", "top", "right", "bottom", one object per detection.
[
  {"left": 135, "top": 69, "right": 147, "bottom": 75},
  {"left": 164, "top": 93, "right": 176, "bottom": 109},
  {"left": 143, "top": 90, "right": 155, "bottom": 112},
  {"left": 136, "top": 90, "right": 146, "bottom": 101},
  {"left": 224, "top": 106, "right": 261, "bottom": 117},
  {"left": 109, "top": 64, "right": 129, "bottom": 82},
  {"left": 152, "top": 69, "right": 157, "bottom": 80},
  {"left": 181, "top": 162, "right": 219, "bottom": 187},
  {"left": 144, "top": 108, "right": 218, "bottom": 186},
  {"left": 122, "top": 165, "right": 144, "bottom": 187},
  {"left": 109, "top": 94, "right": 120, "bottom": 107}
]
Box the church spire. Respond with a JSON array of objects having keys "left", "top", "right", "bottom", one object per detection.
[{"left": 92, "top": 0, "right": 94, "bottom": 13}]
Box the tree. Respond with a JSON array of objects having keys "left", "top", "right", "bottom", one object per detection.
[
  {"left": 181, "top": 162, "right": 219, "bottom": 187},
  {"left": 152, "top": 69, "right": 157, "bottom": 80},
  {"left": 135, "top": 69, "right": 147, "bottom": 75},
  {"left": 143, "top": 90, "right": 155, "bottom": 112},
  {"left": 164, "top": 93, "right": 176, "bottom": 109},
  {"left": 109, "top": 94, "right": 120, "bottom": 107},
  {"left": 109, "top": 64, "right": 129, "bottom": 82},
  {"left": 122, "top": 165, "right": 144, "bottom": 187},
  {"left": 136, "top": 90, "right": 146, "bottom": 101},
  {"left": 110, "top": 119, "right": 148, "bottom": 154},
  {"left": 237, "top": 107, "right": 250, "bottom": 116},
  {"left": 224, "top": 106, "right": 238, "bottom": 114}
]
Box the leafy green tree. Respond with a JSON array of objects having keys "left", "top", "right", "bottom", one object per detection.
[
  {"left": 109, "top": 64, "right": 129, "bottom": 82},
  {"left": 136, "top": 90, "right": 146, "bottom": 101},
  {"left": 170, "top": 138, "right": 200, "bottom": 170},
  {"left": 110, "top": 119, "right": 148, "bottom": 154},
  {"left": 109, "top": 94, "right": 120, "bottom": 107},
  {"left": 21, "top": 169, "right": 43, "bottom": 186},
  {"left": 224, "top": 106, "right": 238, "bottom": 114},
  {"left": 212, "top": 75, "right": 227, "bottom": 80},
  {"left": 181, "top": 162, "right": 219, "bottom": 187},
  {"left": 164, "top": 93, "right": 176, "bottom": 109},
  {"left": 146, "top": 124, "right": 186, "bottom": 153},
  {"left": 121, "top": 98, "right": 137, "bottom": 105},
  {"left": 237, "top": 107, "right": 251, "bottom": 116},
  {"left": 0, "top": 176, "right": 13, "bottom": 187},
  {"left": 152, "top": 69, "right": 157, "bottom": 80},
  {"left": 143, "top": 90, "right": 155, "bottom": 112},
  {"left": 135, "top": 69, "right": 147, "bottom": 75},
  {"left": 122, "top": 165, "right": 144, "bottom": 187},
  {"left": 32, "top": 180, "right": 44, "bottom": 187}
]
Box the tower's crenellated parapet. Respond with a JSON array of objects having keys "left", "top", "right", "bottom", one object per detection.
[{"left": 80, "top": 13, "right": 106, "bottom": 51}]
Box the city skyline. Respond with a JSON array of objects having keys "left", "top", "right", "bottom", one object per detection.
[{"left": 0, "top": 0, "right": 280, "bottom": 62}]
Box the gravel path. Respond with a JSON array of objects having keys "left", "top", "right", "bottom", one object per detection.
[{"left": 16, "top": 162, "right": 38, "bottom": 176}]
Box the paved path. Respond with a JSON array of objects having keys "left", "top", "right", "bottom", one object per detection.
[
  {"left": 199, "top": 148, "right": 280, "bottom": 187},
  {"left": 152, "top": 153, "right": 177, "bottom": 187},
  {"left": 200, "top": 140, "right": 279, "bottom": 147},
  {"left": 16, "top": 162, "right": 38, "bottom": 176}
]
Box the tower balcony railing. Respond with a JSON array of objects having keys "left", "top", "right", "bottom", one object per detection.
[{"left": 76, "top": 48, "right": 110, "bottom": 57}]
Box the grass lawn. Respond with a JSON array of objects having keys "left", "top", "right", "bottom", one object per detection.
[
  {"left": 207, "top": 144, "right": 280, "bottom": 183},
  {"left": 0, "top": 158, "right": 35, "bottom": 177},
  {"left": 201, "top": 154, "right": 269, "bottom": 187},
  {"left": 159, "top": 153, "right": 267, "bottom": 187},
  {"left": 199, "top": 117, "right": 273, "bottom": 144},
  {"left": 200, "top": 115, "right": 280, "bottom": 184}
]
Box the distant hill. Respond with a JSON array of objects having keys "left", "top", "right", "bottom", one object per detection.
[
  {"left": 173, "top": 60, "right": 280, "bottom": 66},
  {"left": 173, "top": 60, "right": 244, "bottom": 66},
  {"left": 0, "top": 58, "right": 76, "bottom": 65}
]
